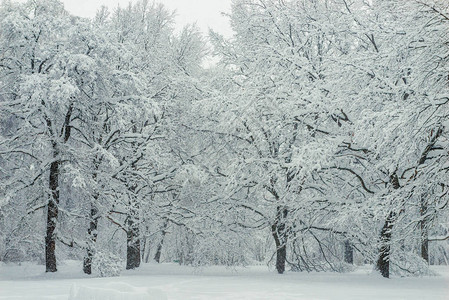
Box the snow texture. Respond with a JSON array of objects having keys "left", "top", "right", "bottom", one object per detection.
[
  {"left": 68, "top": 282, "right": 167, "bottom": 300},
  {"left": 0, "top": 261, "right": 448, "bottom": 300}
]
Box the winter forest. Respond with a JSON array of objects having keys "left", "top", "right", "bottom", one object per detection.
[{"left": 1, "top": 0, "right": 449, "bottom": 298}]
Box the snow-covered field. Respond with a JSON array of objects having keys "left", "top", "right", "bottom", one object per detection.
[{"left": 0, "top": 261, "right": 448, "bottom": 300}]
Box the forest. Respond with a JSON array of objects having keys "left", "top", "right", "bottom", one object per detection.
[{"left": 0, "top": 0, "right": 448, "bottom": 282}]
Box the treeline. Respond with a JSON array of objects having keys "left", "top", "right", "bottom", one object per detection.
[{"left": 0, "top": 0, "right": 448, "bottom": 279}]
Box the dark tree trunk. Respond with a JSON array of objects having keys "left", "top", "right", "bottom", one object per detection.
[
  {"left": 376, "top": 212, "right": 394, "bottom": 278},
  {"left": 344, "top": 240, "right": 354, "bottom": 264},
  {"left": 45, "top": 157, "right": 59, "bottom": 273},
  {"left": 420, "top": 196, "right": 429, "bottom": 263},
  {"left": 83, "top": 203, "right": 99, "bottom": 275},
  {"left": 421, "top": 235, "right": 429, "bottom": 264},
  {"left": 376, "top": 173, "right": 399, "bottom": 278},
  {"left": 126, "top": 218, "right": 140, "bottom": 270},
  {"left": 83, "top": 158, "right": 101, "bottom": 275},
  {"left": 44, "top": 104, "right": 72, "bottom": 273},
  {"left": 272, "top": 206, "right": 288, "bottom": 274},
  {"left": 126, "top": 234, "right": 140, "bottom": 269},
  {"left": 154, "top": 220, "right": 169, "bottom": 263},
  {"left": 275, "top": 241, "right": 287, "bottom": 274},
  {"left": 125, "top": 124, "right": 141, "bottom": 270},
  {"left": 154, "top": 243, "right": 163, "bottom": 264}
]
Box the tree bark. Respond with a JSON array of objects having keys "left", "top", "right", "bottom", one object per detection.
[
  {"left": 126, "top": 218, "right": 140, "bottom": 270},
  {"left": 376, "top": 173, "right": 400, "bottom": 278},
  {"left": 45, "top": 156, "right": 59, "bottom": 273},
  {"left": 153, "top": 242, "right": 163, "bottom": 264},
  {"left": 44, "top": 103, "right": 72, "bottom": 272},
  {"left": 421, "top": 233, "right": 429, "bottom": 264},
  {"left": 272, "top": 206, "right": 288, "bottom": 274},
  {"left": 125, "top": 124, "right": 141, "bottom": 270},
  {"left": 420, "top": 196, "right": 429, "bottom": 263},
  {"left": 154, "top": 219, "right": 169, "bottom": 263},
  {"left": 83, "top": 202, "right": 99, "bottom": 275},
  {"left": 83, "top": 159, "right": 101, "bottom": 275},
  {"left": 376, "top": 212, "right": 394, "bottom": 278},
  {"left": 344, "top": 240, "right": 353, "bottom": 264}
]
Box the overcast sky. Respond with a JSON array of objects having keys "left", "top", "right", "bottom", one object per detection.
[{"left": 60, "top": 0, "right": 233, "bottom": 37}]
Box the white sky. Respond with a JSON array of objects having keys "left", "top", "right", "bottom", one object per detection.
[{"left": 63, "top": 0, "right": 233, "bottom": 37}]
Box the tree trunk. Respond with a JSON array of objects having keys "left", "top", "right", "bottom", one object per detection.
[
  {"left": 126, "top": 218, "right": 140, "bottom": 270},
  {"left": 421, "top": 234, "right": 429, "bottom": 264},
  {"left": 83, "top": 158, "right": 101, "bottom": 275},
  {"left": 45, "top": 157, "right": 59, "bottom": 273},
  {"left": 275, "top": 240, "right": 287, "bottom": 274},
  {"left": 376, "top": 212, "right": 394, "bottom": 278},
  {"left": 144, "top": 234, "right": 151, "bottom": 263},
  {"left": 376, "top": 173, "right": 399, "bottom": 278},
  {"left": 141, "top": 236, "right": 146, "bottom": 261},
  {"left": 125, "top": 124, "right": 141, "bottom": 270},
  {"left": 415, "top": 128, "right": 442, "bottom": 263},
  {"left": 344, "top": 240, "right": 353, "bottom": 264},
  {"left": 272, "top": 206, "right": 288, "bottom": 274},
  {"left": 83, "top": 203, "right": 98, "bottom": 275},
  {"left": 44, "top": 104, "right": 72, "bottom": 273},
  {"left": 420, "top": 196, "right": 429, "bottom": 263},
  {"left": 144, "top": 245, "right": 151, "bottom": 263},
  {"left": 153, "top": 242, "right": 163, "bottom": 264},
  {"left": 154, "top": 220, "right": 169, "bottom": 263}
]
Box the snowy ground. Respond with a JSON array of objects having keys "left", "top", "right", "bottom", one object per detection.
[{"left": 0, "top": 261, "right": 448, "bottom": 300}]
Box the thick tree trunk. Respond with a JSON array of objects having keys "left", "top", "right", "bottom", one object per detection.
[
  {"left": 83, "top": 159, "right": 101, "bottom": 275},
  {"left": 83, "top": 203, "right": 98, "bottom": 275},
  {"left": 344, "top": 240, "right": 354, "bottom": 264},
  {"left": 376, "top": 212, "right": 394, "bottom": 278},
  {"left": 272, "top": 206, "right": 288, "bottom": 274},
  {"left": 45, "top": 157, "right": 59, "bottom": 273},
  {"left": 126, "top": 218, "right": 140, "bottom": 270},
  {"left": 421, "top": 234, "right": 429, "bottom": 264},
  {"left": 126, "top": 234, "right": 140, "bottom": 269},
  {"left": 44, "top": 104, "right": 72, "bottom": 273},
  {"left": 125, "top": 124, "right": 141, "bottom": 270},
  {"left": 376, "top": 213, "right": 395, "bottom": 278},
  {"left": 376, "top": 173, "right": 399, "bottom": 278},
  {"left": 275, "top": 241, "right": 287, "bottom": 274},
  {"left": 154, "top": 220, "right": 169, "bottom": 263}
]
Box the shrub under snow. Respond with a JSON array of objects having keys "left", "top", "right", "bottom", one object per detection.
[{"left": 92, "top": 252, "right": 123, "bottom": 278}]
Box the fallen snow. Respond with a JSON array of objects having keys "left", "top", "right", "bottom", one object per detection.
[
  {"left": 0, "top": 261, "right": 448, "bottom": 299},
  {"left": 68, "top": 282, "right": 167, "bottom": 300}
]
